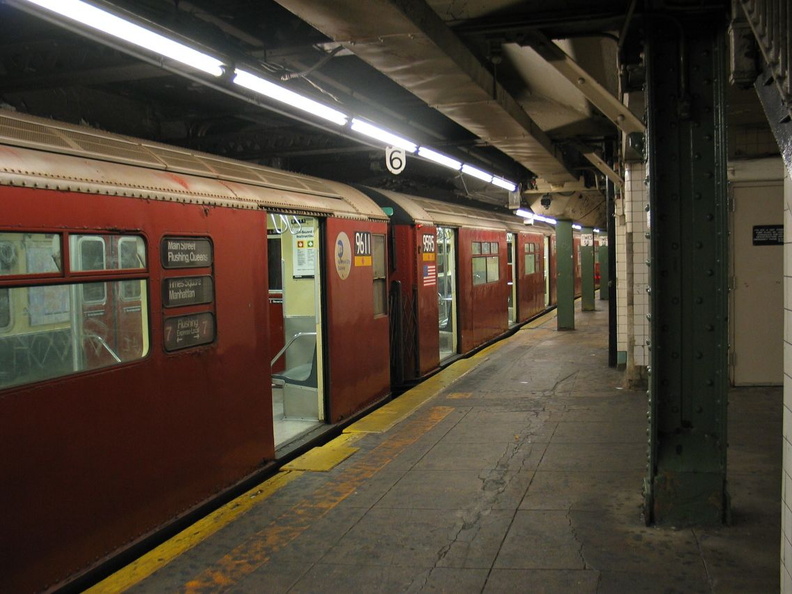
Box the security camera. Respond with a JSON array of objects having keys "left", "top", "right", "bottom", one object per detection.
[{"left": 540, "top": 194, "right": 552, "bottom": 209}]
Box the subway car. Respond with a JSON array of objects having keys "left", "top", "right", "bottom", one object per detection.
[{"left": 0, "top": 110, "right": 559, "bottom": 592}]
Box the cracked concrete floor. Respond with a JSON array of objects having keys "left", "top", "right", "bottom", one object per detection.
[{"left": 129, "top": 305, "right": 781, "bottom": 593}]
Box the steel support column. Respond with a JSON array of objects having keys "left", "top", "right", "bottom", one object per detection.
[
  {"left": 606, "top": 143, "right": 618, "bottom": 368},
  {"left": 581, "top": 227, "right": 596, "bottom": 311},
  {"left": 598, "top": 234, "right": 609, "bottom": 301},
  {"left": 644, "top": 7, "right": 730, "bottom": 525},
  {"left": 556, "top": 219, "right": 575, "bottom": 330}
]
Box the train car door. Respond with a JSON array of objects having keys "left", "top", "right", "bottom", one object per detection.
[
  {"left": 437, "top": 226, "right": 458, "bottom": 361},
  {"left": 507, "top": 232, "right": 517, "bottom": 326},
  {"left": 268, "top": 213, "right": 325, "bottom": 448}
]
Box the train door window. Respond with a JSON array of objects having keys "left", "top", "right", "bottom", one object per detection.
[
  {"left": 372, "top": 233, "right": 387, "bottom": 316},
  {"left": 525, "top": 243, "right": 536, "bottom": 274},
  {"left": 471, "top": 241, "right": 500, "bottom": 285}
]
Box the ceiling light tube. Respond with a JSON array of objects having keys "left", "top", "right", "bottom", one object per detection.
[
  {"left": 461, "top": 164, "right": 493, "bottom": 183},
  {"left": 533, "top": 214, "right": 557, "bottom": 225},
  {"left": 351, "top": 119, "right": 418, "bottom": 153},
  {"left": 515, "top": 208, "right": 534, "bottom": 220},
  {"left": 572, "top": 224, "right": 582, "bottom": 230},
  {"left": 417, "top": 147, "right": 461, "bottom": 171},
  {"left": 234, "top": 70, "right": 348, "bottom": 126},
  {"left": 20, "top": 0, "right": 226, "bottom": 77},
  {"left": 492, "top": 177, "right": 517, "bottom": 192}
]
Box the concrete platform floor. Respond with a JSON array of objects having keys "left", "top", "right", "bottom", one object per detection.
[{"left": 101, "top": 304, "right": 781, "bottom": 593}]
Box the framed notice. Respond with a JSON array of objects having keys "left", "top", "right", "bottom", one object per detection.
[{"left": 292, "top": 226, "right": 316, "bottom": 278}]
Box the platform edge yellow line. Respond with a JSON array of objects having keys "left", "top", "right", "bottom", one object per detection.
[{"left": 85, "top": 469, "right": 302, "bottom": 594}]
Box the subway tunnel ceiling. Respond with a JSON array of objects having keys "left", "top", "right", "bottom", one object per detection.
[{"left": 0, "top": 0, "right": 763, "bottom": 228}]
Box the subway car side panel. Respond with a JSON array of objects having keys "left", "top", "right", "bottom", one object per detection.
[
  {"left": 0, "top": 187, "right": 272, "bottom": 592},
  {"left": 324, "top": 218, "right": 390, "bottom": 422}
]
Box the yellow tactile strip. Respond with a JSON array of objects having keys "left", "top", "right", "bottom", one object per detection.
[
  {"left": 85, "top": 470, "right": 302, "bottom": 594},
  {"left": 86, "top": 308, "right": 558, "bottom": 592},
  {"left": 281, "top": 442, "right": 359, "bottom": 472},
  {"left": 183, "top": 406, "right": 455, "bottom": 593}
]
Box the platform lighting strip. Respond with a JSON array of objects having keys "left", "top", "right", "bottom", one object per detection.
[
  {"left": 515, "top": 209, "right": 558, "bottom": 225},
  {"left": 234, "top": 70, "right": 349, "bottom": 126},
  {"left": 21, "top": 0, "right": 226, "bottom": 76},
  {"left": 350, "top": 118, "right": 418, "bottom": 153},
  {"left": 17, "top": 0, "right": 518, "bottom": 193}
]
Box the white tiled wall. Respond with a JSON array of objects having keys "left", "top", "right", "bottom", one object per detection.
[
  {"left": 616, "top": 162, "right": 651, "bottom": 369},
  {"left": 782, "top": 169, "right": 792, "bottom": 592}
]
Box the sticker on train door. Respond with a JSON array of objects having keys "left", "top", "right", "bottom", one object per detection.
[{"left": 335, "top": 232, "right": 352, "bottom": 279}]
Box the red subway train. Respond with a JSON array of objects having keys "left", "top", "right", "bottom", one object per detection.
[{"left": 0, "top": 110, "right": 574, "bottom": 592}]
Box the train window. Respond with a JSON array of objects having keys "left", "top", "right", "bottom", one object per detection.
[
  {"left": 472, "top": 242, "right": 482, "bottom": 255},
  {"left": 0, "top": 232, "right": 62, "bottom": 276},
  {"left": 118, "top": 237, "right": 146, "bottom": 270},
  {"left": 119, "top": 237, "right": 145, "bottom": 300},
  {"left": 0, "top": 288, "right": 9, "bottom": 330},
  {"left": 0, "top": 280, "right": 149, "bottom": 390},
  {"left": 372, "top": 234, "right": 387, "bottom": 316},
  {"left": 72, "top": 236, "right": 107, "bottom": 304},
  {"left": 490, "top": 242, "right": 499, "bottom": 253},
  {"left": 0, "top": 241, "right": 16, "bottom": 275},
  {"left": 0, "top": 233, "right": 149, "bottom": 390}
]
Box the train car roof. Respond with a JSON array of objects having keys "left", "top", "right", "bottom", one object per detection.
[
  {"left": 362, "top": 187, "right": 554, "bottom": 234},
  {"left": 0, "top": 110, "right": 386, "bottom": 220}
]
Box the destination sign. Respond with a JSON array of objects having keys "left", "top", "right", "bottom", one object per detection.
[
  {"left": 164, "top": 312, "right": 215, "bottom": 352},
  {"left": 163, "top": 276, "right": 214, "bottom": 308},
  {"left": 161, "top": 237, "right": 213, "bottom": 269}
]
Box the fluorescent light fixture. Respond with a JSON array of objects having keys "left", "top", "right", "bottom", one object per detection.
[
  {"left": 533, "top": 214, "right": 557, "bottom": 225},
  {"left": 351, "top": 119, "right": 417, "bottom": 152},
  {"left": 594, "top": 228, "right": 601, "bottom": 233},
  {"left": 20, "top": 0, "right": 225, "bottom": 76},
  {"left": 572, "top": 224, "right": 582, "bottom": 230},
  {"left": 515, "top": 208, "right": 533, "bottom": 219},
  {"left": 461, "top": 164, "right": 493, "bottom": 183},
  {"left": 417, "top": 147, "right": 461, "bottom": 171},
  {"left": 234, "top": 70, "right": 348, "bottom": 126},
  {"left": 492, "top": 177, "right": 517, "bottom": 192},
  {"left": 516, "top": 209, "right": 558, "bottom": 226}
]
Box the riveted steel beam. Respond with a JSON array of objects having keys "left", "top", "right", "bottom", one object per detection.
[
  {"left": 522, "top": 30, "right": 646, "bottom": 136},
  {"left": 644, "top": 8, "right": 730, "bottom": 526}
]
